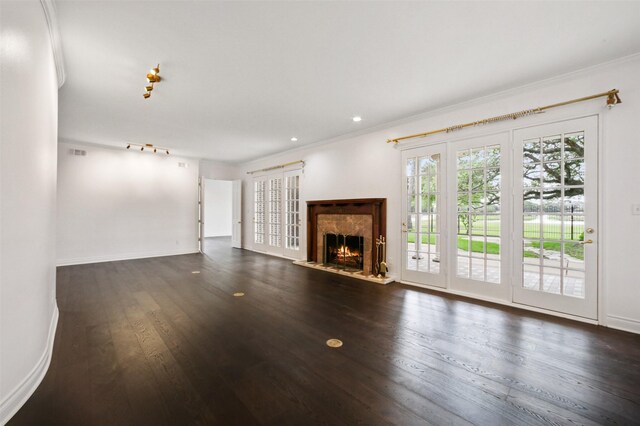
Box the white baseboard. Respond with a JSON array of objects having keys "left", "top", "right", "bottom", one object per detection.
[
  {"left": 0, "top": 305, "right": 59, "bottom": 425},
  {"left": 56, "top": 249, "right": 200, "bottom": 266},
  {"left": 606, "top": 314, "right": 640, "bottom": 334}
]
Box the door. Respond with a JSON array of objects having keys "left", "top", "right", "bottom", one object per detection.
[
  {"left": 449, "top": 132, "right": 511, "bottom": 300},
  {"left": 401, "top": 144, "right": 446, "bottom": 287},
  {"left": 231, "top": 179, "right": 242, "bottom": 248},
  {"left": 283, "top": 170, "right": 302, "bottom": 259},
  {"left": 253, "top": 175, "right": 267, "bottom": 252},
  {"left": 266, "top": 173, "right": 283, "bottom": 255},
  {"left": 512, "top": 116, "right": 598, "bottom": 319}
]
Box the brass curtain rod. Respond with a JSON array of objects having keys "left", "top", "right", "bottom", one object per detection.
[
  {"left": 247, "top": 160, "right": 305, "bottom": 175},
  {"left": 387, "top": 89, "right": 621, "bottom": 144}
]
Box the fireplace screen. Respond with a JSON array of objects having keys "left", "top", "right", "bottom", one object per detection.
[{"left": 323, "top": 233, "right": 364, "bottom": 271}]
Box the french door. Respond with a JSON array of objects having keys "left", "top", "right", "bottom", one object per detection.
[
  {"left": 513, "top": 116, "right": 598, "bottom": 319},
  {"left": 449, "top": 132, "right": 510, "bottom": 300},
  {"left": 401, "top": 144, "right": 447, "bottom": 287},
  {"left": 253, "top": 170, "right": 302, "bottom": 259},
  {"left": 253, "top": 175, "right": 267, "bottom": 251},
  {"left": 283, "top": 170, "right": 301, "bottom": 258},
  {"left": 266, "top": 174, "right": 283, "bottom": 256},
  {"left": 401, "top": 117, "right": 597, "bottom": 320}
]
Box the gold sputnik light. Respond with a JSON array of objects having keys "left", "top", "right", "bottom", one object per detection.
[
  {"left": 126, "top": 142, "right": 170, "bottom": 155},
  {"left": 143, "top": 64, "right": 161, "bottom": 99}
]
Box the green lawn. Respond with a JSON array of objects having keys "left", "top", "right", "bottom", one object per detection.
[
  {"left": 458, "top": 217, "right": 584, "bottom": 240},
  {"left": 407, "top": 234, "right": 500, "bottom": 255},
  {"left": 409, "top": 215, "right": 585, "bottom": 259},
  {"left": 529, "top": 241, "right": 584, "bottom": 260}
]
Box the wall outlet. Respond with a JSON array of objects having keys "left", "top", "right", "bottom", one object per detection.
[{"left": 632, "top": 204, "right": 640, "bottom": 215}]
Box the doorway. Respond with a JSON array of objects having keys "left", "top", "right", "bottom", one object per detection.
[
  {"left": 401, "top": 115, "right": 599, "bottom": 320},
  {"left": 201, "top": 179, "right": 241, "bottom": 253}
]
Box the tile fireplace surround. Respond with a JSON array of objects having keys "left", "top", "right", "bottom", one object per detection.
[{"left": 295, "top": 198, "right": 393, "bottom": 284}]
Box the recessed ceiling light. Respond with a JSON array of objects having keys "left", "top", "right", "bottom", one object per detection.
[
  {"left": 291, "top": 137, "right": 298, "bottom": 142},
  {"left": 352, "top": 116, "right": 362, "bottom": 122}
]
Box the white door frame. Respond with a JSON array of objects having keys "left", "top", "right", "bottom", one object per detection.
[
  {"left": 512, "top": 115, "right": 598, "bottom": 319},
  {"left": 231, "top": 179, "right": 242, "bottom": 248}
]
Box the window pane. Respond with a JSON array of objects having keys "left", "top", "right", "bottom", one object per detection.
[
  {"left": 542, "top": 135, "right": 562, "bottom": 162},
  {"left": 564, "top": 160, "right": 585, "bottom": 186},
  {"left": 406, "top": 158, "right": 416, "bottom": 176},
  {"left": 564, "top": 132, "right": 584, "bottom": 160},
  {"left": 523, "top": 138, "right": 541, "bottom": 163}
]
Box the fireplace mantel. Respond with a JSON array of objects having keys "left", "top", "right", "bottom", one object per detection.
[{"left": 306, "top": 198, "right": 386, "bottom": 275}]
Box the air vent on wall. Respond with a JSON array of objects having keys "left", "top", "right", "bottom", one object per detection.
[
  {"left": 70, "top": 149, "right": 87, "bottom": 156},
  {"left": 178, "top": 162, "right": 188, "bottom": 168}
]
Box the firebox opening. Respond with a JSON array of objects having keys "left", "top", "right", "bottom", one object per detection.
[{"left": 323, "top": 233, "right": 364, "bottom": 271}]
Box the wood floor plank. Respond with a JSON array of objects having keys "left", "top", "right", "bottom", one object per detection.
[{"left": 9, "top": 237, "right": 640, "bottom": 425}]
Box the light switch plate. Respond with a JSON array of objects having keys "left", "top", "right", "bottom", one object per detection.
[{"left": 632, "top": 204, "right": 640, "bottom": 215}]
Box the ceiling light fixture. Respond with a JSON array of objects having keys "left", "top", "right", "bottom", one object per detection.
[
  {"left": 143, "top": 63, "right": 161, "bottom": 99},
  {"left": 291, "top": 137, "right": 298, "bottom": 142},
  {"left": 352, "top": 116, "right": 362, "bottom": 122},
  {"left": 125, "top": 142, "right": 171, "bottom": 155}
]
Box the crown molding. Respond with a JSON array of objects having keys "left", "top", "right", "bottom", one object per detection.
[{"left": 40, "top": 0, "right": 65, "bottom": 88}]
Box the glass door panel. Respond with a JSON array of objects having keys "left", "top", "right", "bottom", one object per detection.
[
  {"left": 283, "top": 171, "right": 302, "bottom": 259},
  {"left": 449, "top": 132, "right": 510, "bottom": 300},
  {"left": 401, "top": 144, "right": 446, "bottom": 287},
  {"left": 253, "top": 176, "right": 267, "bottom": 251},
  {"left": 267, "top": 175, "right": 282, "bottom": 253},
  {"left": 513, "top": 116, "right": 597, "bottom": 319}
]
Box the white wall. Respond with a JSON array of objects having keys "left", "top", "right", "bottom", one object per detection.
[
  {"left": 204, "top": 179, "right": 232, "bottom": 237},
  {"left": 200, "top": 159, "right": 241, "bottom": 180},
  {"left": 0, "top": 1, "right": 60, "bottom": 422},
  {"left": 240, "top": 54, "right": 640, "bottom": 333},
  {"left": 57, "top": 142, "right": 200, "bottom": 265}
]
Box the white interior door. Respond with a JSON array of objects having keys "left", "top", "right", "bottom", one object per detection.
[
  {"left": 231, "top": 179, "right": 242, "bottom": 248},
  {"left": 253, "top": 176, "right": 267, "bottom": 252},
  {"left": 449, "top": 132, "right": 511, "bottom": 300},
  {"left": 401, "top": 144, "right": 447, "bottom": 287},
  {"left": 513, "top": 116, "right": 598, "bottom": 319}
]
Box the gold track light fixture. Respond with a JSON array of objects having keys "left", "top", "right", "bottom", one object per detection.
[
  {"left": 143, "top": 64, "right": 161, "bottom": 99},
  {"left": 126, "top": 142, "right": 170, "bottom": 155}
]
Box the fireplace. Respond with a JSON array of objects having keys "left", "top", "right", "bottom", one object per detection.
[
  {"left": 304, "top": 198, "right": 386, "bottom": 277},
  {"left": 323, "top": 233, "right": 364, "bottom": 271}
]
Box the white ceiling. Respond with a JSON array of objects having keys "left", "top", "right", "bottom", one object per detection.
[{"left": 57, "top": 1, "right": 640, "bottom": 163}]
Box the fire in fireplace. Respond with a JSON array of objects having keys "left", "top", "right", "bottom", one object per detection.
[{"left": 323, "top": 233, "right": 364, "bottom": 271}]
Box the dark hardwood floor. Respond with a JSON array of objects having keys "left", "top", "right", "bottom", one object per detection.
[{"left": 10, "top": 237, "right": 640, "bottom": 425}]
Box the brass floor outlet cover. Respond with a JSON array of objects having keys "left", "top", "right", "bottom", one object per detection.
[
  {"left": 233, "top": 292, "right": 245, "bottom": 297},
  {"left": 326, "top": 339, "right": 343, "bottom": 348}
]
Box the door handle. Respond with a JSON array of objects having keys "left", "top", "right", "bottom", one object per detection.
[{"left": 580, "top": 239, "right": 593, "bottom": 245}]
